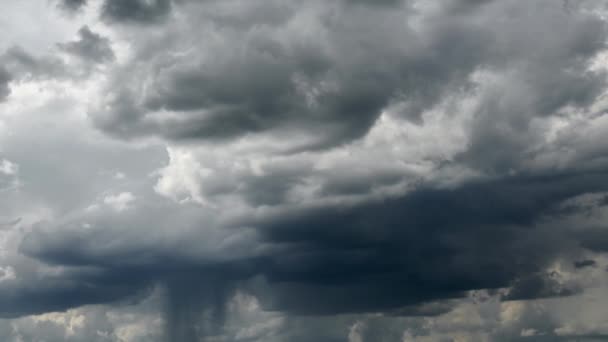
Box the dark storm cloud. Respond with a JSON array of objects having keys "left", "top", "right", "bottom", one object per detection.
[
  {"left": 14, "top": 170, "right": 608, "bottom": 320},
  {"left": 502, "top": 273, "right": 579, "bottom": 301},
  {"left": 89, "top": 0, "right": 476, "bottom": 147},
  {"left": 0, "top": 261, "right": 153, "bottom": 318},
  {"left": 163, "top": 274, "right": 236, "bottom": 342},
  {"left": 92, "top": 0, "right": 607, "bottom": 153},
  {"left": 319, "top": 171, "right": 404, "bottom": 197},
  {"left": 247, "top": 171, "right": 608, "bottom": 315},
  {"left": 578, "top": 230, "right": 608, "bottom": 252},
  {"left": 0, "top": 165, "right": 604, "bottom": 342},
  {"left": 57, "top": 26, "right": 115, "bottom": 64},
  {"left": 574, "top": 259, "right": 597, "bottom": 269},
  {"left": 388, "top": 301, "right": 455, "bottom": 317},
  {"left": 3, "top": 0, "right": 608, "bottom": 340},
  {"left": 101, "top": 0, "right": 173, "bottom": 24}
]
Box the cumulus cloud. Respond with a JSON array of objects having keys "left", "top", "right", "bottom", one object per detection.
[
  {"left": 1, "top": 0, "right": 608, "bottom": 341},
  {"left": 91, "top": 0, "right": 607, "bottom": 155}
]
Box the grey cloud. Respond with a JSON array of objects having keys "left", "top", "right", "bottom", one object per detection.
[
  {"left": 89, "top": 0, "right": 480, "bottom": 148},
  {"left": 240, "top": 171, "right": 306, "bottom": 207},
  {"left": 1, "top": 46, "right": 68, "bottom": 81},
  {"left": 388, "top": 301, "right": 456, "bottom": 317},
  {"left": 502, "top": 273, "right": 579, "bottom": 301},
  {"left": 574, "top": 259, "right": 597, "bottom": 269},
  {"left": 57, "top": 0, "right": 88, "bottom": 12},
  {"left": 0, "top": 245, "right": 154, "bottom": 319},
  {"left": 3, "top": 0, "right": 608, "bottom": 341},
  {"left": 9, "top": 172, "right": 608, "bottom": 337},
  {"left": 163, "top": 274, "right": 235, "bottom": 342},
  {"left": 57, "top": 26, "right": 115, "bottom": 64},
  {"left": 445, "top": 0, "right": 493, "bottom": 13},
  {"left": 92, "top": 0, "right": 607, "bottom": 154},
  {"left": 455, "top": 2, "right": 607, "bottom": 173},
  {"left": 12, "top": 112, "right": 608, "bottom": 340},
  {"left": 101, "top": 0, "right": 173, "bottom": 24},
  {"left": 0, "top": 298, "right": 163, "bottom": 342},
  {"left": 578, "top": 230, "right": 608, "bottom": 253},
  {"left": 0, "top": 46, "right": 74, "bottom": 97},
  {"left": 13, "top": 170, "right": 608, "bottom": 323},
  {"left": 345, "top": 0, "right": 403, "bottom": 5},
  {"left": 0, "top": 67, "right": 11, "bottom": 101},
  {"left": 319, "top": 171, "right": 404, "bottom": 197},
  {"left": 0, "top": 218, "right": 21, "bottom": 230},
  {"left": 0, "top": 26, "right": 115, "bottom": 102},
  {"left": 248, "top": 172, "right": 608, "bottom": 315}
]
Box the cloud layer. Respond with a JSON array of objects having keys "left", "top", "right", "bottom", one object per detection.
[{"left": 1, "top": 0, "right": 608, "bottom": 341}]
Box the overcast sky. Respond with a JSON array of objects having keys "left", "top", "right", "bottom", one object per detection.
[{"left": 2, "top": 0, "right": 608, "bottom": 341}]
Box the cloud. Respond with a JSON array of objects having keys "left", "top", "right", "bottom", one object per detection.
[
  {"left": 0, "top": 159, "right": 18, "bottom": 176},
  {"left": 574, "top": 259, "right": 597, "bottom": 269},
  {"left": 0, "top": 26, "right": 114, "bottom": 95},
  {"left": 1, "top": 0, "right": 608, "bottom": 341},
  {"left": 91, "top": 0, "right": 607, "bottom": 155},
  {"left": 0, "top": 46, "right": 68, "bottom": 82},
  {"left": 0, "top": 25, "right": 114, "bottom": 103},
  {"left": 101, "top": 0, "right": 173, "bottom": 24},
  {"left": 103, "top": 192, "right": 136, "bottom": 212},
  {"left": 502, "top": 273, "right": 580, "bottom": 301},
  {"left": 0, "top": 218, "right": 21, "bottom": 230},
  {"left": 57, "top": 0, "right": 88, "bottom": 13},
  {"left": 0, "top": 67, "right": 11, "bottom": 102},
  {"left": 57, "top": 26, "right": 115, "bottom": 64},
  {"left": 0, "top": 159, "right": 20, "bottom": 192},
  {"left": 247, "top": 172, "right": 608, "bottom": 315},
  {"left": 90, "top": 0, "right": 476, "bottom": 148},
  {"left": 13, "top": 170, "right": 608, "bottom": 322}
]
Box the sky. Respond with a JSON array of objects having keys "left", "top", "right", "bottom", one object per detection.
[{"left": 2, "top": 0, "right": 608, "bottom": 341}]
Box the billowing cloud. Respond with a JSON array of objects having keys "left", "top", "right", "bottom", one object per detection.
[
  {"left": 91, "top": 0, "right": 607, "bottom": 154},
  {"left": 1, "top": 0, "right": 608, "bottom": 341}
]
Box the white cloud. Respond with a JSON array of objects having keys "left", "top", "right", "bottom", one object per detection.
[
  {"left": 154, "top": 147, "right": 209, "bottom": 205},
  {"left": 0, "top": 159, "right": 17, "bottom": 175},
  {"left": 348, "top": 321, "right": 365, "bottom": 342},
  {"left": 0, "top": 158, "right": 19, "bottom": 192},
  {"left": 103, "top": 192, "right": 135, "bottom": 212}
]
